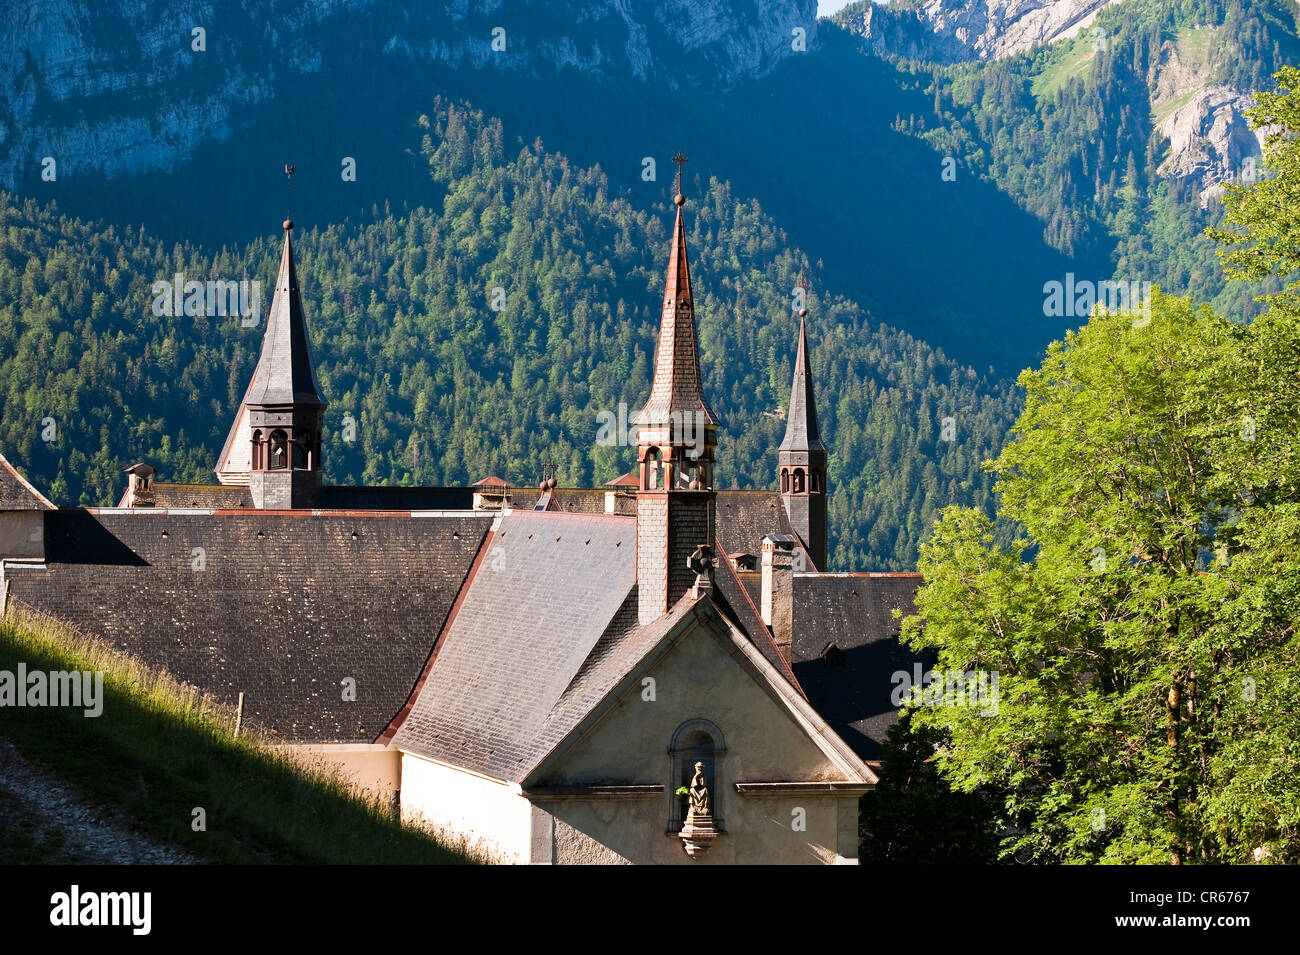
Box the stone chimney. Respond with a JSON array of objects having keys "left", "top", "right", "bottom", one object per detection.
[
  {"left": 761, "top": 534, "right": 795, "bottom": 661},
  {"left": 123, "top": 463, "right": 156, "bottom": 508}
]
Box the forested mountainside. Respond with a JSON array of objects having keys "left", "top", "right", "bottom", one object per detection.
[
  {"left": 0, "top": 103, "right": 1018, "bottom": 570},
  {"left": 854, "top": 0, "right": 1300, "bottom": 320},
  {"left": 0, "top": 0, "right": 1092, "bottom": 374}
]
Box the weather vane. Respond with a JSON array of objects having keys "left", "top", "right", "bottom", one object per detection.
[{"left": 671, "top": 151, "right": 688, "bottom": 200}]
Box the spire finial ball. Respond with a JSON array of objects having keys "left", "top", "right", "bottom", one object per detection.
[
  {"left": 798, "top": 307, "right": 807, "bottom": 318},
  {"left": 674, "top": 193, "right": 685, "bottom": 206},
  {"left": 283, "top": 218, "right": 294, "bottom": 231}
]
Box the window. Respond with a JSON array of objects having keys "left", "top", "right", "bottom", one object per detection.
[
  {"left": 668, "top": 719, "right": 725, "bottom": 833},
  {"left": 781, "top": 467, "right": 790, "bottom": 493},
  {"left": 642, "top": 447, "right": 661, "bottom": 490},
  {"left": 268, "top": 429, "right": 288, "bottom": 470},
  {"left": 793, "top": 467, "right": 805, "bottom": 493},
  {"left": 251, "top": 430, "right": 263, "bottom": 470}
]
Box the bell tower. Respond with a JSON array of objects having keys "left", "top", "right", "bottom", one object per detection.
[
  {"left": 216, "top": 199, "right": 327, "bottom": 508},
  {"left": 778, "top": 292, "right": 828, "bottom": 571},
  {"left": 633, "top": 154, "right": 719, "bottom": 625}
]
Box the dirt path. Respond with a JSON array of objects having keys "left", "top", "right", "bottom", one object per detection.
[{"left": 0, "top": 738, "right": 198, "bottom": 864}]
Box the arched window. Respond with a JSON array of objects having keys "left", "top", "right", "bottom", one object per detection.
[
  {"left": 793, "top": 467, "right": 805, "bottom": 493},
  {"left": 781, "top": 467, "right": 790, "bottom": 494},
  {"left": 251, "top": 430, "right": 263, "bottom": 470},
  {"left": 642, "top": 447, "right": 661, "bottom": 490},
  {"left": 811, "top": 469, "right": 822, "bottom": 493},
  {"left": 291, "top": 430, "right": 308, "bottom": 470},
  {"left": 668, "top": 719, "right": 726, "bottom": 833},
  {"left": 268, "top": 429, "right": 288, "bottom": 470}
]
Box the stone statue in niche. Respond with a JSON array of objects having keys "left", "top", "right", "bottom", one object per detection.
[
  {"left": 679, "top": 760, "right": 718, "bottom": 858},
  {"left": 687, "top": 762, "right": 710, "bottom": 821}
]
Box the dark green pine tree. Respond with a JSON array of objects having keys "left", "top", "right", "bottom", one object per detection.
[{"left": 858, "top": 709, "right": 999, "bottom": 864}]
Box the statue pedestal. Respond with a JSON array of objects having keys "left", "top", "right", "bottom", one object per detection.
[{"left": 679, "top": 812, "right": 718, "bottom": 858}]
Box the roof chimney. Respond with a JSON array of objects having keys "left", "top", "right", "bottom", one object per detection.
[
  {"left": 761, "top": 534, "right": 796, "bottom": 662},
  {"left": 123, "top": 463, "right": 156, "bottom": 508}
]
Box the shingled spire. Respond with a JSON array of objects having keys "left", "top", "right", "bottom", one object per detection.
[
  {"left": 780, "top": 315, "right": 825, "bottom": 457},
  {"left": 216, "top": 209, "right": 327, "bottom": 507},
  {"left": 634, "top": 155, "right": 719, "bottom": 625},
  {"left": 778, "top": 295, "right": 828, "bottom": 571},
  {"left": 632, "top": 159, "right": 717, "bottom": 430}
]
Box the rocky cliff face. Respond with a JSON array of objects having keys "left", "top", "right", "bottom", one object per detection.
[
  {"left": 835, "top": 0, "right": 1122, "bottom": 62},
  {"left": 1149, "top": 30, "right": 1265, "bottom": 205},
  {"left": 0, "top": 0, "right": 816, "bottom": 188},
  {"left": 835, "top": 2, "right": 1265, "bottom": 200}
]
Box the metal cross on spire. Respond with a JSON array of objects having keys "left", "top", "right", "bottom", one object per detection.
[
  {"left": 671, "top": 151, "right": 688, "bottom": 199},
  {"left": 283, "top": 163, "right": 296, "bottom": 229}
]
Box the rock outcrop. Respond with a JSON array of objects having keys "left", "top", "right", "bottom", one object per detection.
[
  {"left": 835, "top": 0, "right": 1123, "bottom": 62},
  {"left": 0, "top": 0, "right": 816, "bottom": 188}
]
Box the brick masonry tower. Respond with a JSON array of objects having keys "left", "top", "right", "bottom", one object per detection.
[
  {"left": 217, "top": 214, "right": 327, "bottom": 508},
  {"left": 633, "top": 155, "right": 719, "bottom": 625},
  {"left": 778, "top": 305, "right": 828, "bottom": 571}
]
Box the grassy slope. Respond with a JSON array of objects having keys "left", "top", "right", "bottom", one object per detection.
[{"left": 0, "top": 610, "right": 475, "bottom": 864}]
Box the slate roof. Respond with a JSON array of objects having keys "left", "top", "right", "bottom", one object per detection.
[
  {"left": 791, "top": 573, "right": 927, "bottom": 761},
  {"left": 115, "top": 482, "right": 475, "bottom": 511},
  {"left": 710, "top": 544, "right": 804, "bottom": 693},
  {"left": 6, "top": 509, "right": 491, "bottom": 743},
  {"left": 0, "top": 453, "right": 55, "bottom": 510},
  {"left": 392, "top": 509, "right": 639, "bottom": 781},
  {"left": 714, "top": 490, "right": 813, "bottom": 569},
  {"left": 116, "top": 482, "right": 253, "bottom": 509}
]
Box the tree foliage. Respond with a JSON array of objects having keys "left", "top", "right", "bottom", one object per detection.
[{"left": 902, "top": 67, "right": 1300, "bottom": 862}]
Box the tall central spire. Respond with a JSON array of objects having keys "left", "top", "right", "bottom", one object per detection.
[
  {"left": 634, "top": 160, "right": 720, "bottom": 625},
  {"left": 633, "top": 168, "right": 717, "bottom": 431}
]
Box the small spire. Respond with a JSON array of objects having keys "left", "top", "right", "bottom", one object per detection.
[{"left": 780, "top": 293, "right": 825, "bottom": 454}]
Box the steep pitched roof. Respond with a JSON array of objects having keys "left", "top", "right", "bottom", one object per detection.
[
  {"left": 631, "top": 199, "right": 717, "bottom": 428},
  {"left": 791, "top": 573, "right": 927, "bottom": 761},
  {"left": 0, "top": 453, "right": 55, "bottom": 510},
  {"left": 246, "top": 226, "right": 325, "bottom": 409},
  {"left": 391, "top": 510, "right": 639, "bottom": 780},
  {"left": 215, "top": 224, "right": 325, "bottom": 484},
  {"left": 780, "top": 316, "right": 826, "bottom": 454},
  {"left": 7, "top": 509, "right": 491, "bottom": 743}
]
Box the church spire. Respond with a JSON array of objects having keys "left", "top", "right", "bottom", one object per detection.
[
  {"left": 779, "top": 313, "right": 825, "bottom": 456},
  {"left": 634, "top": 157, "right": 719, "bottom": 625},
  {"left": 633, "top": 154, "right": 717, "bottom": 430},
  {"left": 216, "top": 201, "right": 327, "bottom": 507},
  {"left": 246, "top": 219, "right": 326, "bottom": 410},
  {"left": 778, "top": 285, "right": 828, "bottom": 571}
]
